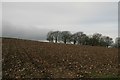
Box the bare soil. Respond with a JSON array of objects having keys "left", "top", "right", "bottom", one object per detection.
[{"left": 2, "top": 38, "right": 119, "bottom": 79}]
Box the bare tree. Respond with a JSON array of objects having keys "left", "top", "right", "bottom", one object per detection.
[
  {"left": 52, "top": 31, "right": 61, "bottom": 43},
  {"left": 75, "top": 32, "right": 84, "bottom": 45},
  {"left": 80, "top": 34, "right": 89, "bottom": 45},
  {"left": 92, "top": 33, "right": 102, "bottom": 46},
  {"left": 114, "top": 37, "right": 120, "bottom": 48},
  {"left": 71, "top": 32, "right": 82, "bottom": 44},
  {"left": 101, "top": 36, "right": 113, "bottom": 47},
  {"left": 61, "top": 31, "right": 71, "bottom": 44},
  {"left": 47, "top": 31, "right": 114, "bottom": 48},
  {"left": 46, "top": 31, "right": 54, "bottom": 42}
]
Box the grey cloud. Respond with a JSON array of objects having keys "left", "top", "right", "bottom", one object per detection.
[
  {"left": 2, "top": 21, "right": 51, "bottom": 40},
  {"left": 2, "top": 2, "right": 118, "bottom": 41},
  {"left": 2, "top": 2, "right": 117, "bottom": 25}
]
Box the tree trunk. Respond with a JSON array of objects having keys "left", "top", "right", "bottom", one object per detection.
[
  {"left": 55, "top": 38, "right": 57, "bottom": 43},
  {"left": 73, "top": 40, "right": 76, "bottom": 44},
  {"left": 64, "top": 39, "right": 66, "bottom": 44}
]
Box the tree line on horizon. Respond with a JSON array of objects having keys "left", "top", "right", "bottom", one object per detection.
[{"left": 46, "top": 31, "right": 120, "bottom": 48}]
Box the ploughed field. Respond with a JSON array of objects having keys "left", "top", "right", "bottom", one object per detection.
[{"left": 2, "top": 38, "right": 119, "bottom": 78}]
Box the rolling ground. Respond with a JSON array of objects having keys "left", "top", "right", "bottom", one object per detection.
[{"left": 2, "top": 38, "right": 119, "bottom": 79}]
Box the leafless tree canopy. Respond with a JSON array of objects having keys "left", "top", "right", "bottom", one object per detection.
[{"left": 47, "top": 31, "right": 119, "bottom": 48}]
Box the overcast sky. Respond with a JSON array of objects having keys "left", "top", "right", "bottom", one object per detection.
[{"left": 2, "top": 2, "right": 118, "bottom": 41}]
